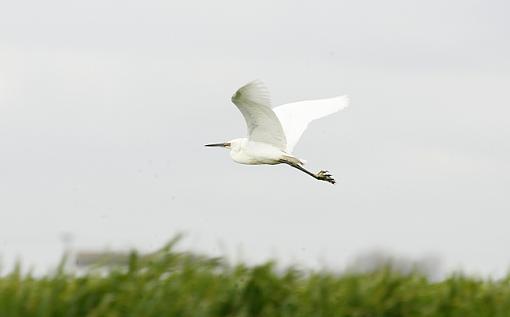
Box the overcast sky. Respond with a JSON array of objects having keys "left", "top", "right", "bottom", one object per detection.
[{"left": 1, "top": 0, "right": 509, "bottom": 277}]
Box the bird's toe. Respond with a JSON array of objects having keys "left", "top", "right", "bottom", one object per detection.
[{"left": 316, "top": 170, "right": 336, "bottom": 184}]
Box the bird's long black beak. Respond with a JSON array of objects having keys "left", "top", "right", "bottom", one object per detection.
[{"left": 204, "top": 142, "right": 229, "bottom": 148}]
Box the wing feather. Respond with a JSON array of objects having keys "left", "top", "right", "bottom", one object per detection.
[
  {"left": 273, "top": 95, "right": 349, "bottom": 153},
  {"left": 231, "top": 81, "right": 287, "bottom": 149}
]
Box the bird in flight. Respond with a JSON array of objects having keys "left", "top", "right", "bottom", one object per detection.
[{"left": 205, "top": 80, "right": 349, "bottom": 184}]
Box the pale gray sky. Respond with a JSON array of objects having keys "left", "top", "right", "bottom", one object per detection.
[{"left": 1, "top": 0, "right": 509, "bottom": 276}]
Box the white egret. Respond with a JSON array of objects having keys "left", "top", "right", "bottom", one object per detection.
[{"left": 205, "top": 80, "right": 349, "bottom": 184}]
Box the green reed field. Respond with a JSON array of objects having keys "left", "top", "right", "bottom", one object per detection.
[{"left": 1, "top": 239, "right": 510, "bottom": 317}]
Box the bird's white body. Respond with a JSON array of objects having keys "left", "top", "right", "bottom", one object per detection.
[
  {"left": 206, "top": 80, "right": 349, "bottom": 184},
  {"left": 228, "top": 138, "right": 294, "bottom": 165}
]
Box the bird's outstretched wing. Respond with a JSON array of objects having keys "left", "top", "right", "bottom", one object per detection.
[
  {"left": 231, "top": 80, "right": 287, "bottom": 150},
  {"left": 273, "top": 95, "right": 349, "bottom": 153}
]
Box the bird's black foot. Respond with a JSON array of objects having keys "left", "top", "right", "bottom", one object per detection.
[{"left": 316, "top": 170, "right": 335, "bottom": 184}]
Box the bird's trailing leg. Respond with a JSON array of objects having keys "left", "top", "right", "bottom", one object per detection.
[{"left": 281, "top": 160, "right": 336, "bottom": 184}]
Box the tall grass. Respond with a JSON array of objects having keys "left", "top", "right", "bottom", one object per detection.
[{"left": 1, "top": 241, "right": 510, "bottom": 317}]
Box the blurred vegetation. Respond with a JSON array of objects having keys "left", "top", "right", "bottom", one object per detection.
[{"left": 1, "top": 239, "right": 510, "bottom": 317}]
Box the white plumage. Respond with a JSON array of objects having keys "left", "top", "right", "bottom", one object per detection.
[
  {"left": 273, "top": 95, "right": 349, "bottom": 153},
  {"left": 206, "top": 80, "right": 349, "bottom": 184},
  {"left": 231, "top": 80, "right": 287, "bottom": 150}
]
